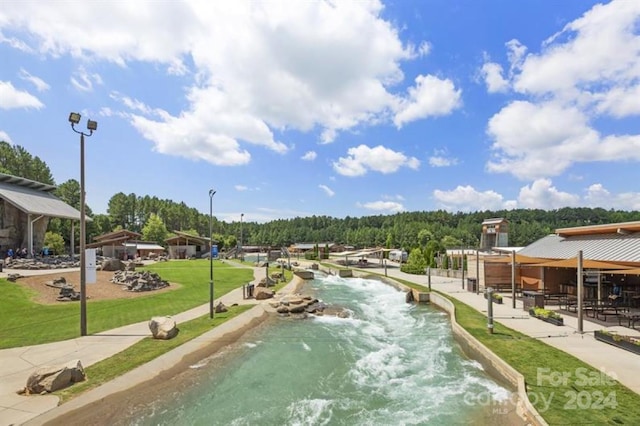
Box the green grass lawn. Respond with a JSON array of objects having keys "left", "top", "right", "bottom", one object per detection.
[
  {"left": 449, "top": 297, "right": 640, "bottom": 424},
  {"left": 0, "top": 260, "right": 254, "bottom": 348}
]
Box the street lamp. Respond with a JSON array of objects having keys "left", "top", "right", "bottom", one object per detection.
[
  {"left": 240, "top": 213, "right": 244, "bottom": 262},
  {"left": 69, "top": 112, "right": 97, "bottom": 336},
  {"left": 209, "top": 189, "right": 216, "bottom": 319}
]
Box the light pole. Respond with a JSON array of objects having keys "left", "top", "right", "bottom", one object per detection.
[
  {"left": 69, "top": 112, "right": 97, "bottom": 336},
  {"left": 209, "top": 189, "right": 216, "bottom": 319},
  {"left": 240, "top": 213, "right": 244, "bottom": 262}
]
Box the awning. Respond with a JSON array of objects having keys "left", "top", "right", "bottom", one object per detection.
[
  {"left": 484, "top": 254, "right": 548, "bottom": 265},
  {"left": 605, "top": 268, "right": 640, "bottom": 275},
  {"left": 533, "top": 257, "right": 631, "bottom": 270}
]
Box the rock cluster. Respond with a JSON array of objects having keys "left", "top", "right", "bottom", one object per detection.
[
  {"left": 3, "top": 255, "right": 84, "bottom": 270},
  {"left": 269, "top": 294, "right": 349, "bottom": 318},
  {"left": 111, "top": 270, "right": 170, "bottom": 292}
]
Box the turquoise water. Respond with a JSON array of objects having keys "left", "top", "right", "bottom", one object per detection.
[{"left": 124, "top": 274, "right": 511, "bottom": 425}]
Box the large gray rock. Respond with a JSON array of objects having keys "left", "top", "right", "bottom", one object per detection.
[
  {"left": 148, "top": 316, "right": 179, "bottom": 340},
  {"left": 254, "top": 287, "right": 274, "bottom": 300},
  {"left": 22, "top": 359, "right": 86, "bottom": 394},
  {"left": 101, "top": 258, "right": 126, "bottom": 271}
]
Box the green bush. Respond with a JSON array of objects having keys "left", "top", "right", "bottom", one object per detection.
[
  {"left": 44, "top": 231, "right": 65, "bottom": 255},
  {"left": 400, "top": 263, "right": 426, "bottom": 275}
]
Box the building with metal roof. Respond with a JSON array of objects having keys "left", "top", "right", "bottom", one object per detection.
[
  {"left": 0, "top": 172, "right": 84, "bottom": 258},
  {"left": 475, "top": 221, "right": 640, "bottom": 303},
  {"left": 518, "top": 231, "right": 640, "bottom": 266}
]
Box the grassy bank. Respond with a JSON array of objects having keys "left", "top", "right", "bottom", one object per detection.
[
  {"left": 0, "top": 260, "right": 254, "bottom": 348},
  {"left": 55, "top": 304, "right": 254, "bottom": 402},
  {"left": 347, "top": 268, "right": 640, "bottom": 424}
]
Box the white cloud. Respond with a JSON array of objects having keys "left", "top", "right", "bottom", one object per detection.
[
  {"left": 417, "top": 41, "right": 431, "bottom": 57},
  {"left": 333, "top": 144, "right": 420, "bottom": 176},
  {"left": 505, "top": 39, "right": 526, "bottom": 74},
  {"left": 484, "top": 1, "right": 640, "bottom": 180},
  {"left": 434, "top": 180, "right": 640, "bottom": 212},
  {"left": 517, "top": 179, "right": 580, "bottom": 209},
  {"left": 394, "top": 74, "right": 462, "bottom": 127},
  {"left": 480, "top": 61, "right": 509, "bottom": 93},
  {"left": 18, "top": 68, "right": 49, "bottom": 92},
  {"left": 70, "top": 66, "right": 103, "bottom": 92},
  {"left": 584, "top": 183, "right": 640, "bottom": 210},
  {"left": 0, "top": 130, "right": 12, "bottom": 143},
  {"left": 358, "top": 200, "right": 404, "bottom": 213},
  {"left": 301, "top": 151, "right": 317, "bottom": 161},
  {"left": 235, "top": 185, "right": 249, "bottom": 191},
  {"left": 0, "top": 81, "right": 43, "bottom": 109},
  {"left": 515, "top": 1, "right": 640, "bottom": 98},
  {"left": 487, "top": 101, "right": 640, "bottom": 180},
  {"left": 1, "top": 1, "right": 465, "bottom": 166},
  {"left": 433, "top": 185, "right": 513, "bottom": 212},
  {"left": 429, "top": 149, "right": 458, "bottom": 167},
  {"left": 318, "top": 184, "right": 335, "bottom": 197}
]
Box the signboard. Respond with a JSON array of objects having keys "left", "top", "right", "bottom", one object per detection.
[
  {"left": 211, "top": 245, "right": 218, "bottom": 258},
  {"left": 86, "top": 248, "right": 97, "bottom": 284}
]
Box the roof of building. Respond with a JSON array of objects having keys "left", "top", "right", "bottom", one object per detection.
[
  {"left": 291, "top": 243, "right": 335, "bottom": 250},
  {"left": 518, "top": 232, "right": 640, "bottom": 265},
  {"left": 482, "top": 217, "right": 507, "bottom": 225},
  {"left": 94, "top": 229, "right": 142, "bottom": 241},
  {"left": 555, "top": 221, "right": 640, "bottom": 237},
  {"left": 0, "top": 173, "right": 56, "bottom": 192},
  {"left": 166, "top": 230, "right": 212, "bottom": 245},
  {"left": 124, "top": 242, "right": 165, "bottom": 250},
  {"left": 0, "top": 179, "right": 85, "bottom": 221}
]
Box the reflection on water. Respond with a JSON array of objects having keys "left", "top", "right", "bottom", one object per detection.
[{"left": 124, "top": 274, "right": 514, "bottom": 425}]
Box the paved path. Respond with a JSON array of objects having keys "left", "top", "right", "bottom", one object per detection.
[{"left": 2, "top": 262, "right": 640, "bottom": 425}]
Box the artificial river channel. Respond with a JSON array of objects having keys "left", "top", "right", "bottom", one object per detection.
[{"left": 119, "top": 273, "right": 517, "bottom": 425}]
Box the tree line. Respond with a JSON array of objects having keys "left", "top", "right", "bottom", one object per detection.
[{"left": 4, "top": 141, "right": 640, "bottom": 254}]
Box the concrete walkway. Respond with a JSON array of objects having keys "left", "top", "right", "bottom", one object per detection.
[{"left": 2, "top": 263, "right": 640, "bottom": 425}]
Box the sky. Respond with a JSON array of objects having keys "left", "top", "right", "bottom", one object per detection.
[{"left": 1, "top": 0, "right": 640, "bottom": 223}]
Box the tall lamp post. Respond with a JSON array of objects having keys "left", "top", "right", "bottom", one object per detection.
[
  {"left": 240, "top": 213, "right": 244, "bottom": 261},
  {"left": 209, "top": 189, "right": 216, "bottom": 319},
  {"left": 69, "top": 112, "right": 97, "bottom": 336}
]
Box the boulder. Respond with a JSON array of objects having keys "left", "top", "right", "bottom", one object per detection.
[
  {"left": 101, "top": 258, "right": 126, "bottom": 271},
  {"left": 148, "top": 316, "right": 179, "bottom": 340},
  {"left": 215, "top": 302, "right": 228, "bottom": 313},
  {"left": 23, "top": 359, "right": 86, "bottom": 394},
  {"left": 254, "top": 287, "right": 274, "bottom": 300}
]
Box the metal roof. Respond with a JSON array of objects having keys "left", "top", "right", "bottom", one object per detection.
[
  {"left": 518, "top": 233, "right": 640, "bottom": 264},
  {"left": 0, "top": 180, "right": 84, "bottom": 221},
  {"left": 0, "top": 172, "right": 57, "bottom": 192},
  {"left": 125, "top": 243, "right": 165, "bottom": 250}
]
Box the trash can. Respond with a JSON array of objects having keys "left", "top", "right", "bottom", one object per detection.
[
  {"left": 466, "top": 278, "right": 477, "bottom": 292},
  {"left": 522, "top": 290, "right": 545, "bottom": 311}
]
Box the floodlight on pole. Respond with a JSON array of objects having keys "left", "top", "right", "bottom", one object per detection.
[
  {"left": 69, "top": 112, "right": 97, "bottom": 337},
  {"left": 209, "top": 189, "right": 216, "bottom": 319},
  {"left": 240, "top": 213, "right": 244, "bottom": 262}
]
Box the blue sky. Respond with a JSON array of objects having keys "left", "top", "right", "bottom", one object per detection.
[{"left": 1, "top": 0, "right": 640, "bottom": 223}]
